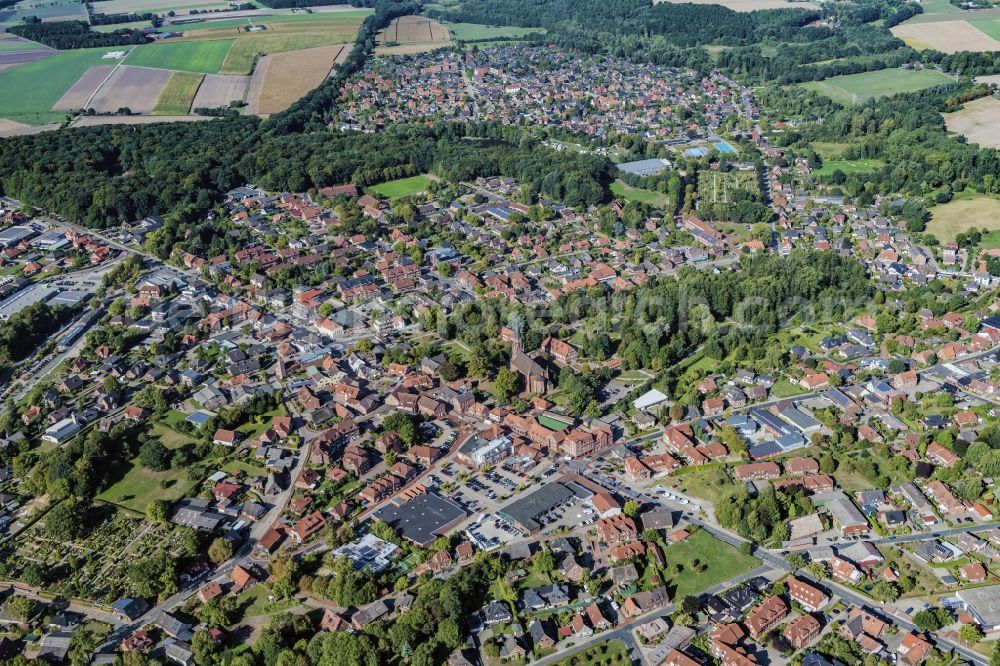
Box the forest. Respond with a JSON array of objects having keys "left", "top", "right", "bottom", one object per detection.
[{"left": 7, "top": 20, "right": 149, "bottom": 48}]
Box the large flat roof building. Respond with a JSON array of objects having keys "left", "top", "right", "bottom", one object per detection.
[
  {"left": 959, "top": 585, "right": 1000, "bottom": 631},
  {"left": 372, "top": 492, "right": 467, "bottom": 547},
  {"left": 497, "top": 483, "right": 582, "bottom": 534}
]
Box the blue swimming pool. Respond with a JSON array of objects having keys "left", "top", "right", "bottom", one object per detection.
[{"left": 714, "top": 140, "right": 736, "bottom": 154}]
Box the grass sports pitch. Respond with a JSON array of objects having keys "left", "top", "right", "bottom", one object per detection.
[{"left": 800, "top": 68, "right": 953, "bottom": 105}]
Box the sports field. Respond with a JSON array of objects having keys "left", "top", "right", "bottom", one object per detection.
[
  {"left": 125, "top": 39, "right": 233, "bottom": 73},
  {"left": 368, "top": 175, "right": 434, "bottom": 198},
  {"left": 927, "top": 194, "right": 1000, "bottom": 243},
  {"left": 0, "top": 47, "right": 112, "bottom": 124},
  {"left": 152, "top": 71, "right": 204, "bottom": 115},
  {"left": 814, "top": 158, "right": 885, "bottom": 176},
  {"left": 444, "top": 22, "right": 544, "bottom": 41},
  {"left": 800, "top": 68, "right": 953, "bottom": 105}
]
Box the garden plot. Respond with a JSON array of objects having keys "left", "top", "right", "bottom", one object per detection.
[
  {"left": 52, "top": 65, "right": 115, "bottom": 111},
  {"left": 88, "top": 65, "right": 171, "bottom": 114},
  {"left": 191, "top": 73, "right": 248, "bottom": 109}
]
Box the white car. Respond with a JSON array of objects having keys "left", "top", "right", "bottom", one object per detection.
[{"left": 678, "top": 499, "right": 689, "bottom": 505}]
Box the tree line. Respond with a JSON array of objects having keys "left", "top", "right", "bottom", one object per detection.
[{"left": 8, "top": 20, "right": 148, "bottom": 48}]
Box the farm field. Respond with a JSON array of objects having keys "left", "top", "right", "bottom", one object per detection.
[
  {"left": 814, "top": 158, "right": 885, "bottom": 176},
  {"left": 800, "top": 68, "right": 953, "bottom": 105},
  {"left": 0, "top": 37, "right": 44, "bottom": 51},
  {"left": 220, "top": 33, "right": 342, "bottom": 74},
  {"left": 174, "top": 10, "right": 369, "bottom": 40},
  {"left": 444, "top": 21, "right": 544, "bottom": 42},
  {"left": 125, "top": 39, "right": 233, "bottom": 73},
  {"left": 0, "top": 0, "right": 86, "bottom": 25},
  {"left": 944, "top": 95, "right": 1000, "bottom": 149},
  {"left": 70, "top": 114, "right": 211, "bottom": 126},
  {"left": 51, "top": 65, "right": 115, "bottom": 111},
  {"left": 610, "top": 180, "right": 669, "bottom": 207},
  {"left": 250, "top": 43, "right": 343, "bottom": 114},
  {"left": 95, "top": 0, "right": 232, "bottom": 15},
  {"left": 0, "top": 47, "right": 115, "bottom": 124},
  {"left": 375, "top": 15, "right": 452, "bottom": 54},
  {"left": 367, "top": 174, "right": 435, "bottom": 198},
  {"left": 152, "top": 71, "right": 204, "bottom": 115},
  {"left": 191, "top": 73, "right": 247, "bottom": 109},
  {"left": 891, "top": 20, "right": 1000, "bottom": 53},
  {"left": 662, "top": 530, "right": 760, "bottom": 598},
  {"left": 652, "top": 0, "right": 816, "bottom": 10},
  {"left": 927, "top": 194, "right": 1000, "bottom": 243},
  {"left": 89, "top": 65, "right": 172, "bottom": 113}
]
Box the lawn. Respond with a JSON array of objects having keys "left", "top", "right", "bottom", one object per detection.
[
  {"left": 96, "top": 461, "right": 194, "bottom": 513},
  {"left": 610, "top": 180, "right": 669, "bottom": 207},
  {"left": 221, "top": 458, "right": 267, "bottom": 478},
  {"left": 800, "top": 68, "right": 953, "bottom": 105},
  {"left": 125, "top": 39, "right": 233, "bottom": 73},
  {"left": 152, "top": 71, "right": 203, "bottom": 115},
  {"left": 814, "top": 159, "right": 885, "bottom": 176},
  {"left": 927, "top": 193, "right": 1000, "bottom": 243},
  {"left": 550, "top": 641, "right": 630, "bottom": 666},
  {"left": 444, "top": 21, "right": 544, "bottom": 41},
  {"left": 667, "top": 464, "right": 736, "bottom": 506},
  {"left": 663, "top": 529, "right": 760, "bottom": 598},
  {"left": 150, "top": 423, "right": 195, "bottom": 450},
  {"left": 810, "top": 141, "right": 852, "bottom": 159},
  {"left": 0, "top": 47, "right": 111, "bottom": 125},
  {"left": 771, "top": 378, "right": 807, "bottom": 398},
  {"left": 367, "top": 174, "right": 434, "bottom": 198}
]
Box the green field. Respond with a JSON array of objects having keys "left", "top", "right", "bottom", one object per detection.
[
  {"left": 152, "top": 71, "right": 203, "bottom": 115},
  {"left": 96, "top": 461, "right": 194, "bottom": 513},
  {"left": 445, "top": 22, "right": 544, "bottom": 41},
  {"left": 801, "top": 68, "right": 954, "bottom": 105},
  {"left": 811, "top": 141, "right": 851, "bottom": 159},
  {"left": 0, "top": 39, "right": 45, "bottom": 51},
  {"left": 667, "top": 464, "right": 736, "bottom": 505},
  {"left": 218, "top": 34, "right": 337, "bottom": 74},
  {"left": 93, "top": 20, "right": 153, "bottom": 33},
  {"left": 611, "top": 180, "right": 669, "bottom": 207},
  {"left": 969, "top": 18, "right": 1000, "bottom": 41},
  {"left": 0, "top": 48, "right": 111, "bottom": 124},
  {"left": 814, "top": 158, "right": 885, "bottom": 176},
  {"left": 663, "top": 530, "right": 760, "bottom": 598},
  {"left": 125, "top": 39, "right": 233, "bottom": 73},
  {"left": 368, "top": 174, "right": 434, "bottom": 198},
  {"left": 927, "top": 193, "right": 1000, "bottom": 243}
]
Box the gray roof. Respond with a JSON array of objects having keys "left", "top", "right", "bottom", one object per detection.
[
  {"left": 372, "top": 492, "right": 467, "bottom": 547},
  {"left": 497, "top": 483, "right": 577, "bottom": 533}
]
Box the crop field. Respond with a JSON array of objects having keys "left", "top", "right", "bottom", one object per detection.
[
  {"left": 944, "top": 95, "right": 1000, "bottom": 149},
  {"left": 652, "top": 0, "right": 816, "bottom": 10},
  {"left": 250, "top": 43, "right": 342, "bottom": 114},
  {"left": 0, "top": 0, "right": 87, "bottom": 25},
  {"left": 0, "top": 37, "right": 44, "bottom": 51},
  {"left": 152, "top": 71, "right": 204, "bottom": 114},
  {"left": 175, "top": 10, "right": 369, "bottom": 40},
  {"left": 368, "top": 174, "right": 434, "bottom": 198},
  {"left": 444, "top": 21, "right": 544, "bottom": 41},
  {"left": 800, "top": 68, "right": 954, "bottom": 105},
  {"left": 219, "top": 33, "right": 340, "bottom": 74},
  {"left": 0, "top": 47, "right": 113, "bottom": 124},
  {"left": 814, "top": 158, "right": 885, "bottom": 176},
  {"left": 891, "top": 20, "right": 1000, "bottom": 53},
  {"left": 125, "top": 39, "right": 233, "bottom": 73},
  {"left": 89, "top": 65, "right": 172, "bottom": 113},
  {"left": 52, "top": 65, "right": 115, "bottom": 111},
  {"left": 70, "top": 114, "right": 211, "bottom": 126},
  {"left": 376, "top": 15, "right": 451, "bottom": 54},
  {"left": 191, "top": 73, "right": 247, "bottom": 109},
  {"left": 95, "top": 0, "right": 232, "bottom": 15},
  {"left": 928, "top": 194, "right": 1000, "bottom": 243}
]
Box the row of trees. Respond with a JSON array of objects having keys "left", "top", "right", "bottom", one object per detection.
[{"left": 8, "top": 20, "right": 148, "bottom": 48}]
